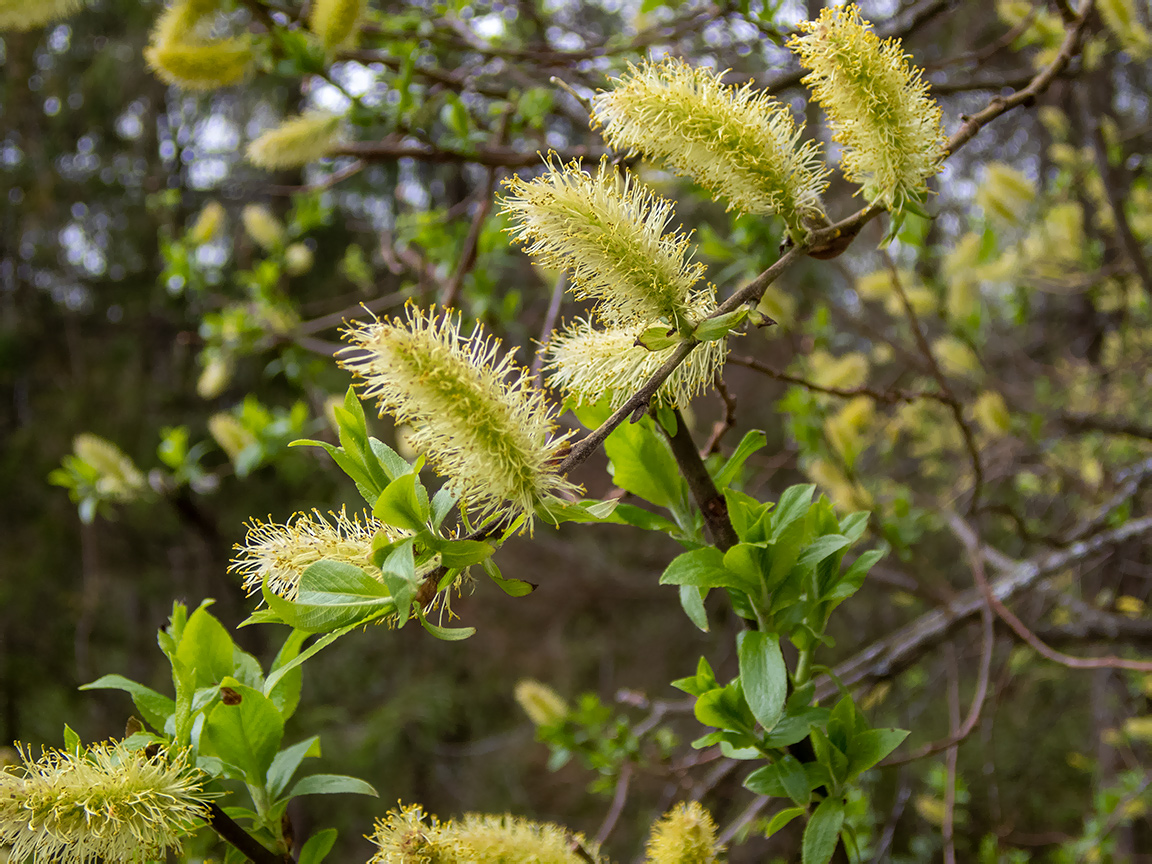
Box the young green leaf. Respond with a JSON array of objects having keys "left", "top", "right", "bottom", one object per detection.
[
  {"left": 80, "top": 674, "right": 176, "bottom": 733},
  {"left": 202, "top": 679, "right": 285, "bottom": 786},
  {"left": 267, "top": 735, "right": 322, "bottom": 799},
  {"left": 737, "top": 630, "right": 788, "bottom": 732},
  {"left": 287, "top": 774, "right": 379, "bottom": 798},
  {"left": 298, "top": 829, "right": 338, "bottom": 864},
  {"left": 802, "top": 795, "right": 845, "bottom": 864}
]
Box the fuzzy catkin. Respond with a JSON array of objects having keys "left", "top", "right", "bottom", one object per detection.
[
  {"left": 502, "top": 158, "right": 706, "bottom": 329},
  {"left": 0, "top": 743, "right": 210, "bottom": 864},
  {"left": 0, "top": 0, "right": 84, "bottom": 30},
  {"left": 789, "top": 4, "right": 945, "bottom": 211},
  {"left": 339, "top": 306, "right": 577, "bottom": 527},
  {"left": 592, "top": 59, "right": 829, "bottom": 240},
  {"left": 248, "top": 112, "right": 343, "bottom": 170}
]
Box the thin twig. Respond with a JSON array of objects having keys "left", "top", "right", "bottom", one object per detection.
[
  {"left": 701, "top": 375, "right": 737, "bottom": 455},
  {"left": 594, "top": 762, "right": 633, "bottom": 845},
  {"left": 948, "top": 514, "right": 1152, "bottom": 672},
  {"left": 885, "top": 527, "right": 995, "bottom": 765},
  {"left": 946, "top": 1, "right": 1094, "bottom": 156},
  {"left": 880, "top": 252, "right": 985, "bottom": 511},
  {"left": 820, "top": 514, "right": 1152, "bottom": 700},
  {"left": 531, "top": 273, "right": 567, "bottom": 385},
  {"left": 728, "top": 354, "right": 946, "bottom": 405}
]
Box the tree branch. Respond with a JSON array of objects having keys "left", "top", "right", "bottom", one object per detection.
[
  {"left": 818, "top": 513, "right": 1152, "bottom": 701},
  {"left": 207, "top": 803, "right": 292, "bottom": 864},
  {"left": 660, "top": 409, "right": 739, "bottom": 550}
]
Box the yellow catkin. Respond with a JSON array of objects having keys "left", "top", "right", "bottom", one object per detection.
[
  {"left": 0, "top": 0, "right": 84, "bottom": 31},
  {"left": 644, "top": 802, "right": 723, "bottom": 864},
  {"left": 309, "top": 0, "right": 365, "bottom": 51},
  {"left": 247, "top": 112, "right": 343, "bottom": 170}
]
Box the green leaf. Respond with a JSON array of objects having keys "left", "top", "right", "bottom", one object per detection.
[
  {"left": 62, "top": 723, "right": 82, "bottom": 755},
  {"left": 765, "top": 806, "right": 805, "bottom": 838},
  {"left": 678, "top": 584, "right": 709, "bottom": 632},
  {"left": 80, "top": 675, "right": 176, "bottom": 733},
  {"left": 636, "top": 323, "right": 681, "bottom": 350},
  {"left": 802, "top": 795, "right": 845, "bottom": 864},
  {"left": 838, "top": 511, "right": 869, "bottom": 543},
  {"left": 796, "top": 535, "right": 852, "bottom": 570},
  {"left": 374, "top": 473, "right": 429, "bottom": 531},
  {"left": 263, "top": 626, "right": 356, "bottom": 697},
  {"left": 847, "top": 728, "right": 909, "bottom": 777},
  {"left": 771, "top": 485, "right": 816, "bottom": 541},
  {"left": 661, "top": 548, "right": 746, "bottom": 590},
  {"left": 298, "top": 829, "right": 338, "bottom": 864},
  {"left": 176, "top": 605, "right": 235, "bottom": 689},
  {"left": 671, "top": 656, "right": 719, "bottom": 696},
  {"left": 287, "top": 774, "right": 379, "bottom": 799},
  {"left": 605, "top": 503, "right": 678, "bottom": 533},
  {"left": 202, "top": 679, "right": 285, "bottom": 785},
  {"left": 482, "top": 558, "right": 535, "bottom": 597},
  {"left": 262, "top": 562, "right": 394, "bottom": 633},
  {"left": 737, "top": 631, "right": 787, "bottom": 732},
  {"left": 416, "top": 610, "right": 475, "bottom": 641},
  {"left": 266, "top": 630, "right": 307, "bottom": 720},
  {"left": 693, "top": 680, "right": 755, "bottom": 734},
  {"left": 714, "top": 430, "right": 767, "bottom": 488},
  {"left": 368, "top": 437, "right": 413, "bottom": 484},
  {"left": 377, "top": 539, "right": 417, "bottom": 626},
  {"left": 603, "top": 417, "right": 683, "bottom": 509},
  {"left": 722, "top": 544, "right": 771, "bottom": 596},
  {"left": 267, "top": 735, "right": 322, "bottom": 799},
  {"left": 434, "top": 538, "right": 494, "bottom": 569},
  {"left": 826, "top": 550, "right": 883, "bottom": 602},
  {"left": 744, "top": 755, "right": 809, "bottom": 805},
  {"left": 693, "top": 308, "right": 747, "bottom": 342}
]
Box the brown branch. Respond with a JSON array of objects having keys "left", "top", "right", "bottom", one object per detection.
[
  {"left": 818, "top": 513, "right": 1152, "bottom": 701},
  {"left": 948, "top": 514, "right": 1152, "bottom": 672},
  {"left": 1059, "top": 411, "right": 1152, "bottom": 441},
  {"left": 942, "top": 644, "right": 960, "bottom": 864},
  {"left": 702, "top": 374, "right": 737, "bottom": 456},
  {"left": 728, "top": 354, "right": 945, "bottom": 405},
  {"left": 946, "top": 1, "right": 1094, "bottom": 157},
  {"left": 594, "top": 762, "right": 633, "bottom": 846},
  {"left": 439, "top": 112, "right": 511, "bottom": 307},
  {"left": 265, "top": 159, "right": 365, "bottom": 196},
  {"left": 885, "top": 523, "right": 995, "bottom": 766},
  {"left": 660, "top": 409, "right": 739, "bottom": 551},
  {"left": 207, "top": 803, "right": 292, "bottom": 864},
  {"left": 557, "top": 246, "right": 804, "bottom": 477}
]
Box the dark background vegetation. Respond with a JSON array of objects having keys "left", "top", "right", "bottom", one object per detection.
[{"left": 3, "top": 0, "right": 1152, "bottom": 861}]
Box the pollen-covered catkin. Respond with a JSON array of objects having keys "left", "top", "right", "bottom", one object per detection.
[
  {"left": 248, "top": 112, "right": 343, "bottom": 170},
  {"left": 592, "top": 59, "right": 829, "bottom": 240},
  {"left": 0, "top": 742, "right": 211, "bottom": 864},
  {"left": 789, "top": 4, "right": 946, "bottom": 211},
  {"left": 502, "top": 158, "right": 707, "bottom": 329},
  {"left": 339, "top": 305, "right": 578, "bottom": 527}
]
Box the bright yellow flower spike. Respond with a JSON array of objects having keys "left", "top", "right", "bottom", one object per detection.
[
  {"left": 592, "top": 59, "right": 830, "bottom": 241},
  {"left": 230, "top": 508, "right": 402, "bottom": 600},
  {"left": 310, "top": 0, "right": 365, "bottom": 51},
  {"left": 789, "top": 4, "right": 946, "bottom": 211},
  {"left": 503, "top": 157, "right": 707, "bottom": 329},
  {"left": 340, "top": 305, "right": 578, "bottom": 527},
  {"left": 0, "top": 742, "right": 210, "bottom": 864},
  {"left": 248, "top": 112, "right": 343, "bottom": 170},
  {"left": 644, "top": 801, "right": 724, "bottom": 864},
  {"left": 0, "top": 0, "right": 83, "bottom": 30}
]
